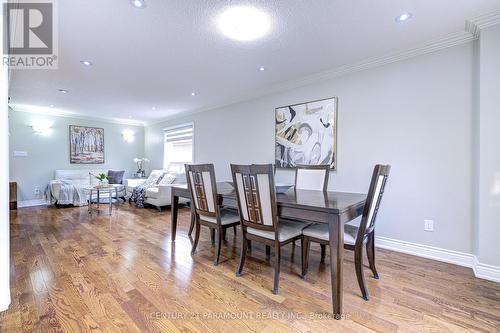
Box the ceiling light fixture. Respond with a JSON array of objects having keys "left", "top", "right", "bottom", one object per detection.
[
  {"left": 130, "top": 0, "right": 146, "bottom": 9},
  {"left": 151, "top": 106, "right": 156, "bottom": 110},
  {"left": 191, "top": 92, "right": 197, "bottom": 96},
  {"left": 58, "top": 89, "right": 69, "bottom": 94},
  {"left": 217, "top": 6, "right": 271, "bottom": 41},
  {"left": 395, "top": 12, "right": 412, "bottom": 22},
  {"left": 80, "top": 60, "right": 93, "bottom": 66},
  {"left": 259, "top": 66, "right": 265, "bottom": 71}
]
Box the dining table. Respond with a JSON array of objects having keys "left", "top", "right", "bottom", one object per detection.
[{"left": 170, "top": 182, "right": 366, "bottom": 318}]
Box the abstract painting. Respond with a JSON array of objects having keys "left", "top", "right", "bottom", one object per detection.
[
  {"left": 275, "top": 97, "right": 337, "bottom": 169},
  {"left": 69, "top": 125, "right": 104, "bottom": 164}
]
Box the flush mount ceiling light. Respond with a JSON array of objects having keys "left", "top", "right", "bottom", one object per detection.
[
  {"left": 130, "top": 0, "right": 146, "bottom": 9},
  {"left": 217, "top": 6, "right": 271, "bottom": 41},
  {"left": 259, "top": 66, "right": 265, "bottom": 71},
  {"left": 58, "top": 89, "right": 69, "bottom": 94},
  {"left": 395, "top": 12, "right": 413, "bottom": 22},
  {"left": 191, "top": 92, "right": 197, "bottom": 96},
  {"left": 80, "top": 60, "right": 93, "bottom": 66}
]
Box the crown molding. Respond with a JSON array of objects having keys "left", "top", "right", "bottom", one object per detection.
[
  {"left": 467, "top": 10, "right": 500, "bottom": 34},
  {"left": 146, "top": 30, "right": 477, "bottom": 127},
  {"left": 10, "top": 104, "right": 145, "bottom": 127}
]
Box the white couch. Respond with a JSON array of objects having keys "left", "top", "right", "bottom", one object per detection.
[
  {"left": 49, "top": 169, "right": 126, "bottom": 206},
  {"left": 124, "top": 170, "right": 188, "bottom": 211}
]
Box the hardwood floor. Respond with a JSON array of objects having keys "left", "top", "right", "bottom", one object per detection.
[{"left": 1, "top": 204, "right": 500, "bottom": 332}]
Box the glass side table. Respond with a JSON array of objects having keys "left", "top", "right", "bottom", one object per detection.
[{"left": 87, "top": 185, "right": 120, "bottom": 215}]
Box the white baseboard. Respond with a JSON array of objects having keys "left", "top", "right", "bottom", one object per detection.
[
  {"left": 473, "top": 257, "right": 500, "bottom": 283},
  {"left": 375, "top": 236, "right": 500, "bottom": 283},
  {"left": 375, "top": 236, "right": 475, "bottom": 267},
  {"left": 17, "top": 199, "right": 47, "bottom": 208}
]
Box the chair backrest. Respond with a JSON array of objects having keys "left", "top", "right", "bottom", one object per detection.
[
  {"left": 357, "top": 164, "right": 391, "bottom": 243},
  {"left": 295, "top": 165, "right": 330, "bottom": 191},
  {"left": 231, "top": 164, "right": 278, "bottom": 233},
  {"left": 185, "top": 164, "right": 218, "bottom": 217}
]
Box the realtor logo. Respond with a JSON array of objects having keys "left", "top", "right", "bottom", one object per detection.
[{"left": 2, "top": 0, "right": 58, "bottom": 69}]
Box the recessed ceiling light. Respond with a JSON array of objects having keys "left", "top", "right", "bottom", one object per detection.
[
  {"left": 130, "top": 0, "right": 146, "bottom": 9},
  {"left": 58, "top": 89, "right": 69, "bottom": 94},
  {"left": 80, "top": 60, "right": 93, "bottom": 66},
  {"left": 191, "top": 92, "right": 197, "bottom": 96},
  {"left": 259, "top": 66, "right": 265, "bottom": 71},
  {"left": 151, "top": 106, "right": 156, "bottom": 110},
  {"left": 395, "top": 12, "right": 412, "bottom": 22},
  {"left": 217, "top": 6, "right": 271, "bottom": 41},
  {"left": 49, "top": 104, "right": 55, "bottom": 107}
]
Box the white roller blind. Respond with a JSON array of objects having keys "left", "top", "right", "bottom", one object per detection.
[{"left": 163, "top": 124, "right": 193, "bottom": 172}]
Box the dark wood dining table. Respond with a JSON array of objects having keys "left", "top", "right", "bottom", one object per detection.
[{"left": 170, "top": 182, "right": 366, "bottom": 318}]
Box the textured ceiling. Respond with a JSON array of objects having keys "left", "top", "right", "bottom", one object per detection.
[{"left": 8, "top": 0, "right": 500, "bottom": 124}]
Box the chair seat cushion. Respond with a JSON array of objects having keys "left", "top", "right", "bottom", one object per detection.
[
  {"left": 247, "top": 221, "right": 304, "bottom": 242},
  {"left": 302, "top": 223, "right": 359, "bottom": 245},
  {"left": 199, "top": 210, "right": 240, "bottom": 225}
]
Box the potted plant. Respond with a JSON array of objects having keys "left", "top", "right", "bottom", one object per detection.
[{"left": 94, "top": 173, "right": 110, "bottom": 187}]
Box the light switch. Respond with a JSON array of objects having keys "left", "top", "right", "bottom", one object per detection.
[{"left": 13, "top": 151, "right": 28, "bottom": 157}]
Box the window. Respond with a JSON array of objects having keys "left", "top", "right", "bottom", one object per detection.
[{"left": 163, "top": 123, "right": 194, "bottom": 173}]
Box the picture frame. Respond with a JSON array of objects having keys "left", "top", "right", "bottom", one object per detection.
[
  {"left": 275, "top": 97, "right": 338, "bottom": 170},
  {"left": 69, "top": 125, "right": 105, "bottom": 164}
]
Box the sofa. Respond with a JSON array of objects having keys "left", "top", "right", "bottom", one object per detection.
[
  {"left": 124, "top": 170, "right": 189, "bottom": 211},
  {"left": 49, "top": 169, "right": 126, "bottom": 206}
]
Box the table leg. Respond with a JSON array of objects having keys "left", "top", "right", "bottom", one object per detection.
[
  {"left": 171, "top": 189, "right": 179, "bottom": 241},
  {"left": 88, "top": 189, "right": 92, "bottom": 214},
  {"left": 109, "top": 191, "right": 112, "bottom": 215},
  {"left": 97, "top": 190, "right": 100, "bottom": 208},
  {"left": 328, "top": 214, "right": 344, "bottom": 318}
]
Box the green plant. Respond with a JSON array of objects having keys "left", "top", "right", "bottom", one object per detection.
[{"left": 95, "top": 173, "right": 110, "bottom": 181}]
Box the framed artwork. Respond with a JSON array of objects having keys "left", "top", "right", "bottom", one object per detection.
[
  {"left": 69, "top": 125, "right": 105, "bottom": 164},
  {"left": 275, "top": 97, "right": 338, "bottom": 169}
]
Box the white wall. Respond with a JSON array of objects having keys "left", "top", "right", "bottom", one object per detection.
[
  {"left": 146, "top": 43, "right": 475, "bottom": 254},
  {"left": 9, "top": 110, "right": 145, "bottom": 202},
  {"left": 477, "top": 24, "right": 500, "bottom": 267},
  {"left": 0, "top": 2, "right": 12, "bottom": 312}
]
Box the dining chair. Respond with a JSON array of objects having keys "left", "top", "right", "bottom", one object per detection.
[
  {"left": 185, "top": 164, "right": 240, "bottom": 266},
  {"left": 285, "top": 164, "right": 330, "bottom": 254},
  {"left": 295, "top": 164, "right": 330, "bottom": 191},
  {"left": 301, "top": 164, "right": 391, "bottom": 300},
  {"left": 231, "top": 164, "right": 304, "bottom": 295}
]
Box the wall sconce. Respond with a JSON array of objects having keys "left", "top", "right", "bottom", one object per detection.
[
  {"left": 31, "top": 119, "right": 53, "bottom": 136},
  {"left": 122, "top": 129, "right": 135, "bottom": 143}
]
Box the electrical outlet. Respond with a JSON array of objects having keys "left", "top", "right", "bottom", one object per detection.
[
  {"left": 34, "top": 187, "right": 41, "bottom": 196},
  {"left": 424, "top": 220, "right": 434, "bottom": 232}
]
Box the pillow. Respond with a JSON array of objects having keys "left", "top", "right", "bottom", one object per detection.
[
  {"left": 158, "top": 173, "right": 176, "bottom": 186},
  {"left": 107, "top": 170, "right": 125, "bottom": 184}
]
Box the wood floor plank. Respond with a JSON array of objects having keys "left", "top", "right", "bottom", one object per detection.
[{"left": 1, "top": 205, "right": 500, "bottom": 332}]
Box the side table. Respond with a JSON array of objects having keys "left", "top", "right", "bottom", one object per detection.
[{"left": 88, "top": 185, "right": 120, "bottom": 215}]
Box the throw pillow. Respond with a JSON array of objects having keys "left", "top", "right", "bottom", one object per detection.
[
  {"left": 158, "top": 173, "right": 176, "bottom": 186},
  {"left": 107, "top": 170, "right": 125, "bottom": 184}
]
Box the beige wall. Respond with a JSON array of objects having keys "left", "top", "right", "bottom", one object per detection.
[
  {"left": 146, "top": 42, "right": 475, "bottom": 255},
  {"left": 9, "top": 110, "right": 145, "bottom": 202},
  {"left": 477, "top": 24, "right": 500, "bottom": 267}
]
